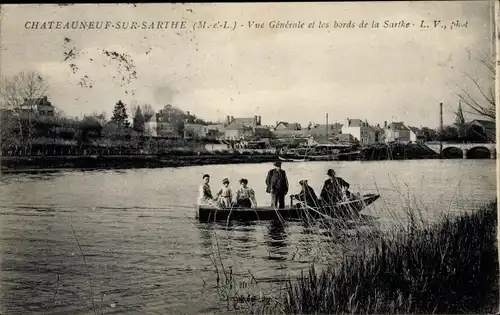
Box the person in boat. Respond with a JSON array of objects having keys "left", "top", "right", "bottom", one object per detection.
[
  {"left": 265, "top": 161, "right": 289, "bottom": 209},
  {"left": 215, "top": 178, "right": 233, "bottom": 208},
  {"left": 198, "top": 174, "right": 216, "bottom": 206},
  {"left": 235, "top": 178, "right": 257, "bottom": 208},
  {"left": 320, "top": 169, "right": 351, "bottom": 206},
  {"left": 292, "top": 180, "right": 319, "bottom": 208}
]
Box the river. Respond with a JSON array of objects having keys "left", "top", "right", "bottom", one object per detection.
[{"left": 0, "top": 159, "right": 496, "bottom": 314}]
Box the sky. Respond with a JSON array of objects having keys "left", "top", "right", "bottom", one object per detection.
[{"left": 0, "top": 2, "right": 495, "bottom": 128}]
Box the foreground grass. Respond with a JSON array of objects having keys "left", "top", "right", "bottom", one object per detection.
[{"left": 283, "top": 200, "right": 498, "bottom": 314}]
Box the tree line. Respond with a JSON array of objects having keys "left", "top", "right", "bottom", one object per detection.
[
  {"left": 0, "top": 58, "right": 494, "bottom": 154},
  {"left": 0, "top": 71, "right": 214, "bottom": 153}
]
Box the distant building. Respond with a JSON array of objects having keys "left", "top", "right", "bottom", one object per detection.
[
  {"left": 253, "top": 125, "right": 273, "bottom": 139},
  {"left": 157, "top": 122, "right": 179, "bottom": 137},
  {"left": 341, "top": 118, "right": 376, "bottom": 146},
  {"left": 184, "top": 123, "right": 209, "bottom": 139},
  {"left": 274, "top": 121, "right": 301, "bottom": 131},
  {"left": 144, "top": 116, "right": 158, "bottom": 137},
  {"left": 384, "top": 121, "right": 411, "bottom": 143},
  {"left": 207, "top": 124, "right": 225, "bottom": 132},
  {"left": 156, "top": 106, "right": 184, "bottom": 138},
  {"left": 307, "top": 123, "right": 343, "bottom": 138},
  {"left": 408, "top": 126, "right": 425, "bottom": 143},
  {"left": 21, "top": 96, "right": 55, "bottom": 117},
  {"left": 464, "top": 119, "right": 496, "bottom": 142},
  {"left": 223, "top": 123, "right": 254, "bottom": 140},
  {"left": 372, "top": 124, "right": 385, "bottom": 144},
  {"left": 333, "top": 133, "right": 358, "bottom": 146},
  {"left": 223, "top": 115, "right": 263, "bottom": 140},
  {"left": 272, "top": 121, "right": 307, "bottom": 139},
  {"left": 225, "top": 115, "right": 261, "bottom": 128}
]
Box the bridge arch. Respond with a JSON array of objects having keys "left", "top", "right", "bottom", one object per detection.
[
  {"left": 442, "top": 146, "right": 463, "bottom": 159},
  {"left": 466, "top": 146, "right": 492, "bottom": 159}
]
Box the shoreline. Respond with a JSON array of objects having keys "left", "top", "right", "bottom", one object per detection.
[
  {"left": 0, "top": 152, "right": 486, "bottom": 175},
  {"left": 0, "top": 154, "right": 278, "bottom": 175}
]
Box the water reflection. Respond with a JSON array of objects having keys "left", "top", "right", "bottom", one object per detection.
[
  {"left": 197, "top": 221, "right": 258, "bottom": 260},
  {"left": 197, "top": 224, "right": 214, "bottom": 253},
  {"left": 264, "top": 221, "right": 289, "bottom": 261},
  {"left": 231, "top": 222, "right": 256, "bottom": 245}
]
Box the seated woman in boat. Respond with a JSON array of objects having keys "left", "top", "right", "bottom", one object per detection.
[
  {"left": 320, "top": 169, "right": 351, "bottom": 206},
  {"left": 198, "top": 174, "right": 217, "bottom": 206},
  {"left": 214, "top": 178, "right": 233, "bottom": 208},
  {"left": 235, "top": 178, "right": 257, "bottom": 208},
  {"left": 292, "top": 180, "right": 319, "bottom": 208}
]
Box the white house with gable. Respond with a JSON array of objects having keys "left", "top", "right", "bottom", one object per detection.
[{"left": 341, "top": 118, "right": 376, "bottom": 146}]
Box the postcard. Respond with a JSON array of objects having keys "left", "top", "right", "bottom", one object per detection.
[{"left": 0, "top": 2, "right": 497, "bottom": 314}]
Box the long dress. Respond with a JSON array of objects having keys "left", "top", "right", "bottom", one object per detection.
[
  {"left": 215, "top": 186, "right": 233, "bottom": 208},
  {"left": 235, "top": 187, "right": 257, "bottom": 208},
  {"left": 198, "top": 183, "right": 217, "bottom": 206},
  {"left": 295, "top": 185, "right": 319, "bottom": 208}
]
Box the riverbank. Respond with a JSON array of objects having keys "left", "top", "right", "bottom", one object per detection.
[
  {"left": 280, "top": 200, "right": 498, "bottom": 314},
  {"left": 0, "top": 142, "right": 491, "bottom": 174},
  {"left": 0, "top": 154, "right": 279, "bottom": 174},
  {"left": 356, "top": 142, "right": 439, "bottom": 160}
]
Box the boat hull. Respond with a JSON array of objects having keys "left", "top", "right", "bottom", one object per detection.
[
  {"left": 197, "top": 194, "right": 380, "bottom": 222},
  {"left": 278, "top": 156, "right": 306, "bottom": 162}
]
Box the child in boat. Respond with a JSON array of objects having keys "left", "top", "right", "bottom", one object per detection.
[
  {"left": 215, "top": 178, "right": 233, "bottom": 208},
  {"left": 235, "top": 178, "right": 257, "bottom": 208},
  {"left": 198, "top": 174, "right": 217, "bottom": 206}
]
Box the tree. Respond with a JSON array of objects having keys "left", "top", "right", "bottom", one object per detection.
[
  {"left": 133, "top": 106, "right": 145, "bottom": 133},
  {"left": 0, "top": 111, "right": 21, "bottom": 151},
  {"left": 88, "top": 112, "right": 107, "bottom": 127},
  {"left": 158, "top": 104, "right": 185, "bottom": 136},
  {"left": 421, "top": 127, "right": 438, "bottom": 141},
  {"left": 130, "top": 100, "right": 139, "bottom": 120},
  {"left": 111, "top": 100, "right": 130, "bottom": 127},
  {"left": 0, "top": 72, "right": 49, "bottom": 150},
  {"left": 141, "top": 104, "right": 155, "bottom": 122},
  {"left": 77, "top": 115, "right": 103, "bottom": 144},
  {"left": 437, "top": 125, "right": 459, "bottom": 141},
  {"left": 456, "top": 53, "right": 495, "bottom": 120}
]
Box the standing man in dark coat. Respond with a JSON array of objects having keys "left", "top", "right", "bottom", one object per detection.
[{"left": 265, "top": 161, "right": 289, "bottom": 209}]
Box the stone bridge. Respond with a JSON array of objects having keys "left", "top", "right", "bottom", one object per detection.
[{"left": 425, "top": 142, "right": 496, "bottom": 159}]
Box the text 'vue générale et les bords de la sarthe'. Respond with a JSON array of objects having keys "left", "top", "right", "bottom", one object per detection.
[{"left": 23, "top": 19, "right": 469, "bottom": 31}]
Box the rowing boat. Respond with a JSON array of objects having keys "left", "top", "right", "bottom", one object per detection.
[
  {"left": 196, "top": 193, "right": 380, "bottom": 222},
  {"left": 278, "top": 156, "right": 306, "bottom": 162}
]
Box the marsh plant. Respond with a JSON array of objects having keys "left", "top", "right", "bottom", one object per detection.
[{"left": 205, "top": 180, "right": 498, "bottom": 314}]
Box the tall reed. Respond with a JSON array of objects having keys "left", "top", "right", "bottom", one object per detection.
[{"left": 283, "top": 200, "right": 498, "bottom": 314}]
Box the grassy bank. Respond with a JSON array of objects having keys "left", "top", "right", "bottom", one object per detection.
[{"left": 283, "top": 200, "right": 498, "bottom": 314}]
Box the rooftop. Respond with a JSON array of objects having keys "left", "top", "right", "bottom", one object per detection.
[
  {"left": 276, "top": 121, "right": 302, "bottom": 130},
  {"left": 225, "top": 123, "right": 253, "bottom": 131},
  {"left": 386, "top": 122, "right": 409, "bottom": 131}
]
